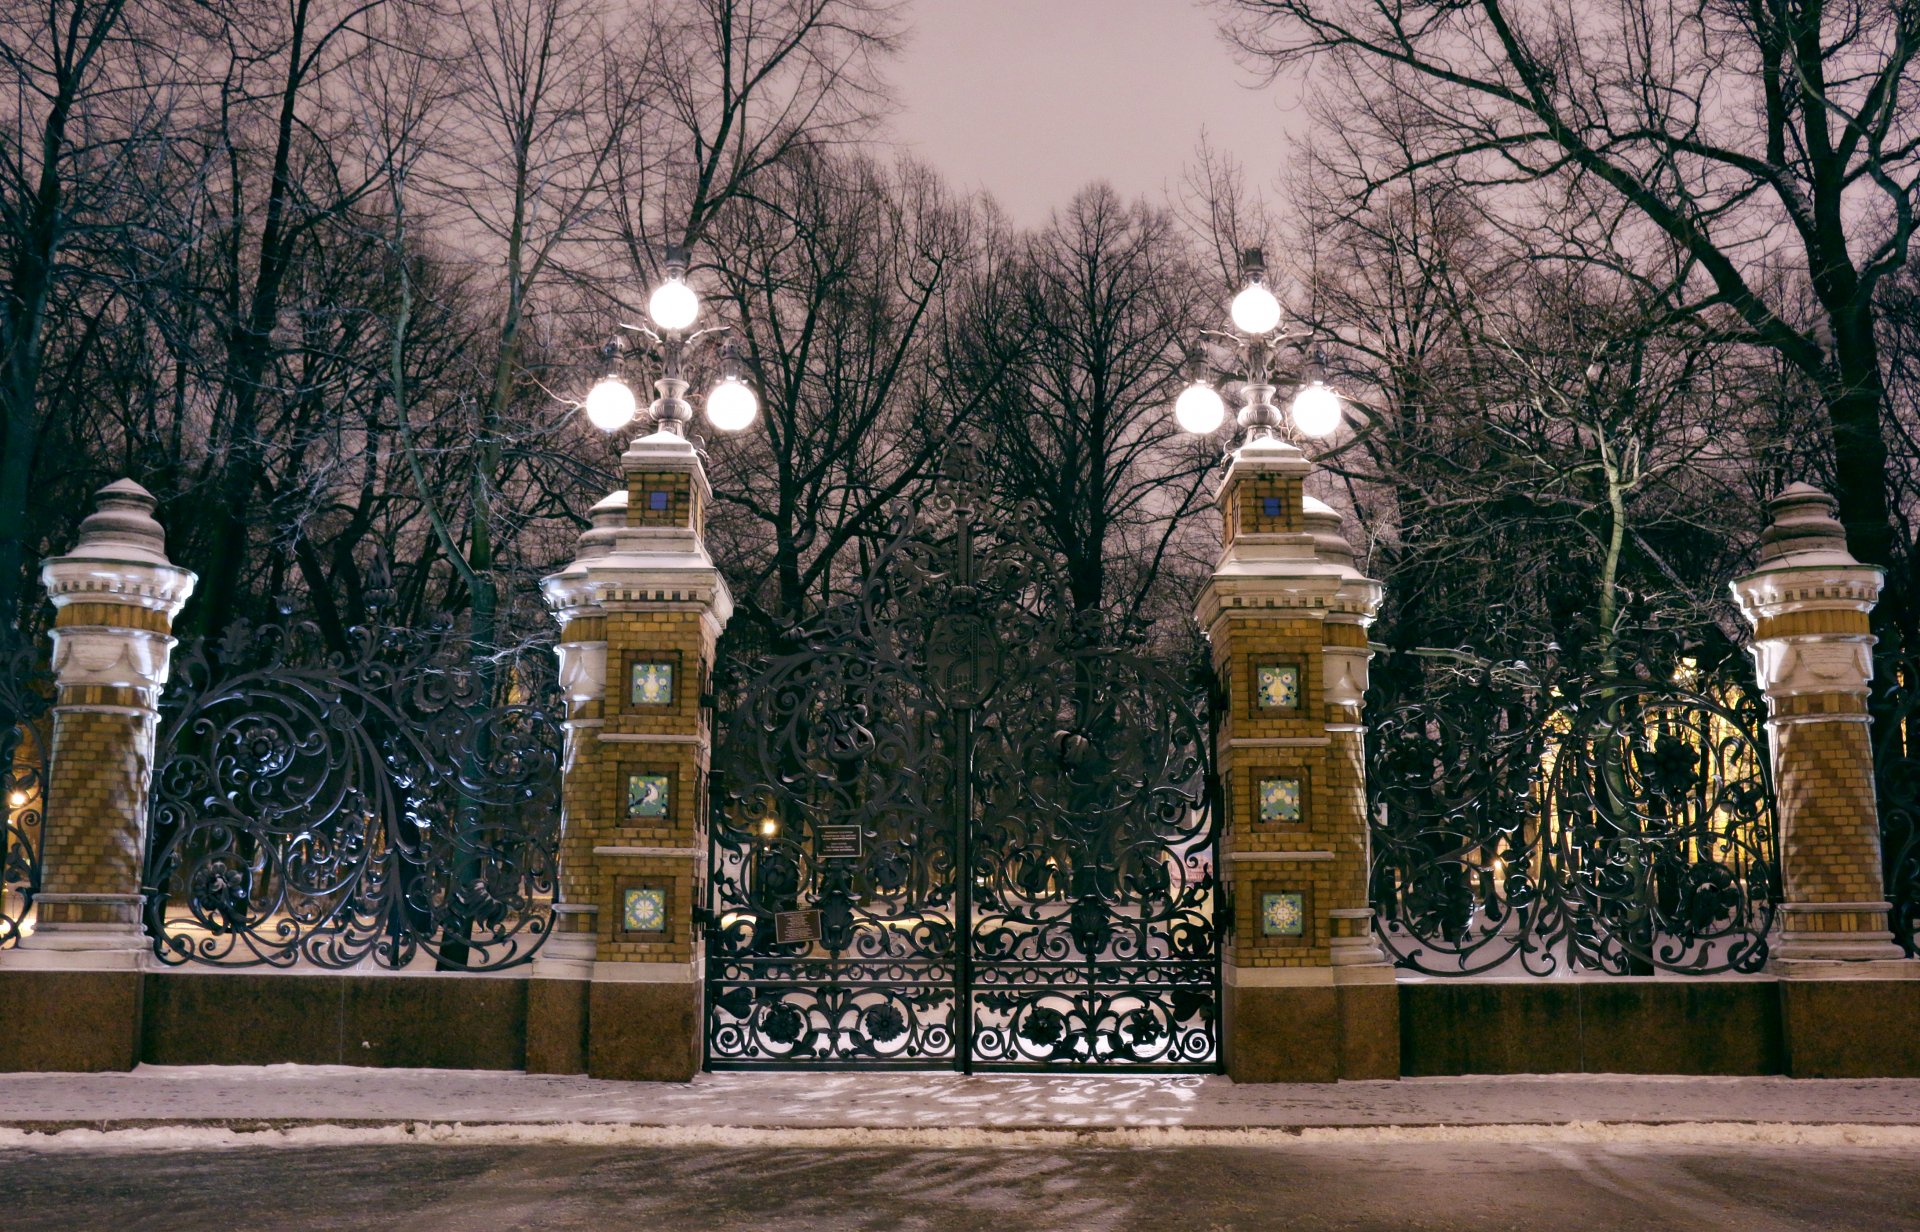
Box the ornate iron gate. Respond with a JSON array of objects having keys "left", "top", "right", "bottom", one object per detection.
[{"left": 705, "top": 450, "right": 1218, "bottom": 1070}]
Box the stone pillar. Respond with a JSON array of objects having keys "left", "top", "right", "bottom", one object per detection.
[
  {"left": 1194, "top": 437, "right": 1396, "bottom": 1082},
  {"left": 534, "top": 429, "right": 732, "bottom": 1080},
  {"left": 0, "top": 481, "right": 194, "bottom": 1072},
  {"left": 1731, "top": 485, "right": 1913, "bottom": 976}
]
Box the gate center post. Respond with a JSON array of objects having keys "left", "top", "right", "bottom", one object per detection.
[
  {"left": 537, "top": 428, "right": 732, "bottom": 1080},
  {"left": 1193, "top": 436, "right": 1398, "bottom": 1082}
]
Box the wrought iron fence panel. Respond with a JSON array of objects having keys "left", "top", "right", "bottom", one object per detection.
[
  {"left": 144, "top": 608, "right": 563, "bottom": 971},
  {"left": 707, "top": 443, "right": 1218, "bottom": 1071},
  {"left": 1, "top": 635, "right": 53, "bottom": 948},
  {"left": 1368, "top": 653, "right": 1778, "bottom": 976},
  {"left": 1874, "top": 652, "right": 1920, "bottom": 955}
]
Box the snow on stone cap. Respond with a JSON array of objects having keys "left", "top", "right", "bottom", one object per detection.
[
  {"left": 1756, "top": 482, "right": 1860, "bottom": 567},
  {"left": 66, "top": 478, "right": 175, "bottom": 566}
]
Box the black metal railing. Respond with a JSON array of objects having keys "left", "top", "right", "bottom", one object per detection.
[
  {"left": 143, "top": 602, "right": 564, "bottom": 971},
  {"left": 1367, "top": 648, "right": 1779, "bottom": 976},
  {"left": 1873, "top": 651, "right": 1920, "bottom": 956},
  {"left": 1, "top": 633, "right": 52, "bottom": 948}
]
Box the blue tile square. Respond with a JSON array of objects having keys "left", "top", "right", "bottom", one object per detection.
[
  {"left": 1261, "top": 892, "right": 1305, "bottom": 937},
  {"left": 623, "top": 887, "right": 666, "bottom": 932},
  {"left": 627, "top": 772, "right": 670, "bottom": 819}
]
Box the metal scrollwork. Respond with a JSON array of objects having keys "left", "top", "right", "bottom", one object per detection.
[
  {"left": 1368, "top": 649, "right": 1779, "bottom": 976},
  {"left": 1874, "top": 651, "right": 1920, "bottom": 956},
  {"left": 144, "top": 598, "right": 563, "bottom": 970},
  {"left": 1, "top": 634, "right": 53, "bottom": 948},
  {"left": 707, "top": 442, "right": 1218, "bottom": 1070}
]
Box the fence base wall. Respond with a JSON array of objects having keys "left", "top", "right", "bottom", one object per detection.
[
  {"left": 140, "top": 973, "right": 530, "bottom": 1069},
  {"left": 1222, "top": 980, "right": 1401, "bottom": 1083},
  {"left": 0, "top": 971, "right": 143, "bottom": 1071},
  {"left": 526, "top": 978, "right": 590, "bottom": 1075},
  {"left": 586, "top": 979, "right": 699, "bottom": 1082},
  {"left": 1780, "top": 979, "right": 1920, "bottom": 1078},
  {"left": 4, "top": 970, "right": 1917, "bottom": 1079},
  {"left": 1400, "top": 979, "right": 1789, "bottom": 1076}
]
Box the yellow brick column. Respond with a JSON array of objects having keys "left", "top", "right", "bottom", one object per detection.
[
  {"left": 1194, "top": 437, "right": 1396, "bottom": 1082},
  {"left": 0, "top": 480, "right": 194, "bottom": 1073},
  {"left": 7, "top": 480, "right": 195, "bottom": 973},
  {"left": 537, "top": 429, "right": 731, "bottom": 1080},
  {"left": 1731, "top": 485, "right": 1912, "bottom": 975}
]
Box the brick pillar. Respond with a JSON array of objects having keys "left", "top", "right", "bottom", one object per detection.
[
  {"left": 1731, "top": 485, "right": 1912, "bottom": 974},
  {"left": 0, "top": 481, "right": 194, "bottom": 1072},
  {"left": 10, "top": 480, "right": 195, "bottom": 969},
  {"left": 1194, "top": 437, "right": 1396, "bottom": 1082},
  {"left": 535, "top": 429, "right": 732, "bottom": 1080}
]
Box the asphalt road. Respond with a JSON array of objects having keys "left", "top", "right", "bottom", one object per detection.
[{"left": 5, "top": 1142, "right": 1918, "bottom": 1231}]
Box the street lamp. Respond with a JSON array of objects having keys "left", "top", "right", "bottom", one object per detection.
[
  {"left": 580, "top": 246, "right": 759, "bottom": 437},
  {"left": 1174, "top": 248, "right": 1346, "bottom": 443}
]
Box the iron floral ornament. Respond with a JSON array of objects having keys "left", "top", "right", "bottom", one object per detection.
[{"left": 144, "top": 590, "right": 564, "bottom": 971}]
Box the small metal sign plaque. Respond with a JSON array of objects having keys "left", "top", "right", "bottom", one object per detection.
[
  {"left": 774, "top": 909, "right": 821, "bottom": 945},
  {"left": 819, "top": 825, "right": 863, "bottom": 861}
]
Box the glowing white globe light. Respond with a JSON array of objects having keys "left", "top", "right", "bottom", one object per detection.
[
  {"left": 1173, "top": 381, "right": 1226, "bottom": 434},
  {"left": 648, "top": 277, "right": 699, "bottom": 331},
  {"left": 584, "top": 375, "right": 638, "bottom": 432},
  {"left": 705, "top": 376, "right": 759, "bottom": 432},
  {"left": 1291, "top": 382, "right": 1344, "bottom": 437},
  {"left": 1230, "top": 282, "right": 1282, "bottom": 335}
]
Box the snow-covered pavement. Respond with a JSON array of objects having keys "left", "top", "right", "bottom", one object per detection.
[{"left": 2, "top": 1067, "right": 1918, "bottom": 1150}]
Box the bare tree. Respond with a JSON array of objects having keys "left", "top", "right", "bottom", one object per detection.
[
  {"left": 0, "top": 0, "right": 183, "bottom": 629},
  {"left": 701, "top": 148, "right": 1002, "bottom": 629},
  {"left": 1219, "top": 0, "right": 1920, "bottom": 627},
  {"left": 978, "top": 183, "right": 1216, "bottom": 627}
]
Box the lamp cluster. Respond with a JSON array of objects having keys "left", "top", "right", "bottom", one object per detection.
[
  {"left": 583, "top": 247, "right": 760, "bottom": 437},
  {"left": 1173, "top": 249, "right": 1345, "bottom": 442}
]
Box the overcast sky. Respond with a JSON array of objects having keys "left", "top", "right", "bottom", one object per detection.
[{"left": 888, "top": 0, "right": 1312, "bottom": 226}]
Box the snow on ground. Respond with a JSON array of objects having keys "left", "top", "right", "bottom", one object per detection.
[
  {"left": 7, "top": 1118, "right": 1920, "bottom": 1153},
  {"left": 1, "top": 1066, "right": 1917, "bottom": 1152}
]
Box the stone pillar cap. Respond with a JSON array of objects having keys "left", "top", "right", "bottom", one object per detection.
[
  {"left": 574, "top": 490, "right": 628, "bottom": 562},
  {"left": 1753, "top": 483, "right": 1873, "bottom": 571},
  {"left": 621, "top": 429, "right": 713, "bottom": 498},
  {"left": 64, "top": 479, "right": 175, "bottom": 567},
  {"left": 1220, "top": 434, "right": 1312, "bottom": 482},
  {"left": 1303, "top": 494, "right": 1357, "bottom": 570}
]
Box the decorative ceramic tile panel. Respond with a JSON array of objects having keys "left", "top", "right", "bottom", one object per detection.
[
  {"left": 622, "top": 887, "right": 666, "bottom": 932},
  {"left": 1258, "top": 777, "right": 1303, "bottom": 823},
  {"left": 1255, "top": 663, "right": 1300, "bottom": 710},
  {"left": 630, "top": 660, "right": 674, "bottom": 706},
  {"left": 627, "top": 772, "right": 670, "bottom": 819},
  {"left": 1261, "top": 891, "right": 1305, "bottom": 937}
]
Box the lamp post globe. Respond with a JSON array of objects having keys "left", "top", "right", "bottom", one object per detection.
[
  {"left": 1174, "top": 381, "right": 1227, "bottom": 434},
  {"left": 1290, "top": 382, "right": 1344, "bottom": 438},
  {"left": 706, "top": 376, "right": 760, "bottom": 432},
  {"left": 584, "top": 374, "right": 639, "bottom": 432},
  {"left": 1229, "top": 281, "right": 1282, "bottom": 336},
  {"left": 648, "top": 276, "right": 700, "bottom": 332}
]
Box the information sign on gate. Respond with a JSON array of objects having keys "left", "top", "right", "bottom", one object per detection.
[
  {"left": 818, "top": 825, "right": 862, "bottom": 861},
  {"left": 774, "top": 909, "right": 822, "bottom": 945}
]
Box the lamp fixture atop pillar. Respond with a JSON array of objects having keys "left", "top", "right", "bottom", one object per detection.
[
  {"left": 1174, "top": 248, "right": 1347, "bottom": 445},
  {"left": 580, "top": 245, "right": 760, "bottom": 438}
]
